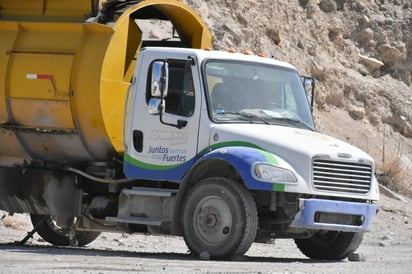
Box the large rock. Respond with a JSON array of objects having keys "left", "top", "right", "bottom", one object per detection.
[
  {"left": 356, "top": 0, "right": 367, "bottom": 10},
  {"left": 319, "top": 0, "right": 337, "bottom": 12},
  {"left": 356, "top": 28, "right": 374, "bottom": 45},
  {"left": 311, "top": 60, "right": 325, "bottom": 79},
  {"left": 377, "top": 44, "right": 405, "bottom": 64},
  {"left": 358, "top": 15, "right": 370, "bottom": 27},
  {"left": 371, "top": 14, "right": 386, "bottom": 25},
  {"left": 348, "top": 104, "right": 366, "bottom": 120},
  {"left": 359, "top": 54, "right": 384, "bottom": 70},
  {"left": 266, "top": 28, "right": 281, "bottom": 45}
]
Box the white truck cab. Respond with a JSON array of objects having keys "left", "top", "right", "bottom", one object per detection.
[{"left": 123, "top": 47, "right": 379, "bottom": 259}]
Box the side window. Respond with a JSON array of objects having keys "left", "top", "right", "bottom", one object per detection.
[
  {"left": 167, "top": 60, "right": 195, "bottom": 117},
  {"left": 146, "top": 59, "right": 195, "bottom": 117}
]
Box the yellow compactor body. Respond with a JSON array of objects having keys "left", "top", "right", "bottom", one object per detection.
[{"left": 0, "top": 0, "right": 212, "bottom": 167}]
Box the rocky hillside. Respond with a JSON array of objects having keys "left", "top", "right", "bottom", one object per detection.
[{"left": 184, "top": 0, "right": 412, "bottom": 194}]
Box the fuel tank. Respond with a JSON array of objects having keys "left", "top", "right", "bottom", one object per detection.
[{"left": 0, "top": 0, "right": 212, "bottom": 166}]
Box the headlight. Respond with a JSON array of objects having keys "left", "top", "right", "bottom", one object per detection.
[{"left": 253, "top": 163, "right": 297, "bottom": 183}]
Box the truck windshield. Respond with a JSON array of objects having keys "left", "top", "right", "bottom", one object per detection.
[{"left": 204, "top": 60, "right": 315, "bottom": 130}]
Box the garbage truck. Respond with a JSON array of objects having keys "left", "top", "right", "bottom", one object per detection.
[{"left": 0, "top": 0, "right": 379, "bottom": 260}]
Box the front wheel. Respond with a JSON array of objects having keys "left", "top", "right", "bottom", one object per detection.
[
  {"left": 30, "top": 214, "right": 100, "bottom": 247},
  {"left": 295, "top": 231, "right": 364, "bottom": 260},
  {"left": 181, "top": 177, "right": 258, "bottom": 259}
]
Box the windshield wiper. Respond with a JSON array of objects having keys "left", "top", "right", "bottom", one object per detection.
[
  {"left": 215, "top": 110, "right": 314, "bottom": 130},
  {"left": 216, "top": 111, "right": 271, "bottom": 125},
  {"left": 271, "top": 117, "right": 314, "bottom": 130}
]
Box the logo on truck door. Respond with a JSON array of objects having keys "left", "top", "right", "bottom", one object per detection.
[
  {"left": 147, "top": 145, "right": 187, "bottom": 163},
  {"left": 147, "top": 130, "right": 188, "bottom": 163},
  {"left": 150, "top": 130, "right": 187, "bottom": 145}
]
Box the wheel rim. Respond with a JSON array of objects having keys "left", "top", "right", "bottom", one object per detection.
[
  {"left": 46, "top": 216, "right": 77, "bottom": 236},
  {"left": 193, "top": 195, "right": 233, "bottom": 246},
  {"left": 46, "top": 217, "right": 66, "bottom": 235},
  {"left": 310, "top": 231, "right": 340, "bottom": 248}
]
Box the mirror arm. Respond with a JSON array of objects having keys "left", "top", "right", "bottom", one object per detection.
[
  {"left": 158, "top": 101, "right": 187, "bottom": 129},
  {"left": 301, "top": 76, "right": 316, "bottom": 112},
  {"left": 177, "top": 120, "right": 188, "bottom": 129},
  {"left": 310, "top": 78, "right": 315, "bottom": 111}
]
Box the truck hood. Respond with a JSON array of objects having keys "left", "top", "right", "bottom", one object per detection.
[{"left": 209, "top": 124, "right": 374, "bottom": 180}]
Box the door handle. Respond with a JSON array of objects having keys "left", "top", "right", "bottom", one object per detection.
[{"left": 133, "top": 130, "right": 143, "bottom": 152}]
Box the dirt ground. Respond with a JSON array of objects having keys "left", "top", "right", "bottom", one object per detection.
[{"left": 1, "top": 189, "right": 411, "bottom": 273}]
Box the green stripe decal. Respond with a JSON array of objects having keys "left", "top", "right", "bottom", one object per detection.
[
  {"left": 205, "top": 141, "right": 279, "bottom": 165},
  {"left": 126, "top": 141, "right": 285, "bottom": 193},
  {"left": 272, "top": 183, "right": 285, "bottom": 191},
  {"left": 199, "top": 141, "right": 263, "bottom": 155},
  {"left": 209, "top": 141, "right": 262, "bottom": 150},
  {"left": 260, "top": 150, "right": 279, "bottom": 165},
  {"left": 124, "top": 153, "right": 183, "bottom": 170}
]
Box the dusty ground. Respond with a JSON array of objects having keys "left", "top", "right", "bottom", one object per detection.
[{"left": 1, "top": 190, "right": 411, "bottom": 273}]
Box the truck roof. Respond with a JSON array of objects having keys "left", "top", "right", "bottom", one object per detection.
[{"left": 141, "top": 47, "right": 298, "bottom": 71}]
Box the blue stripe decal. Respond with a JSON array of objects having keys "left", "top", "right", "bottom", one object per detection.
[
  {"left": 124, "top": 154, "right": 196, "bottom": 181},
  {"left": 197, "top": 146, "right": 280, "bottom": 191},
  {"left": 124, "top": 144, "right": 285, "bottom": 191}
]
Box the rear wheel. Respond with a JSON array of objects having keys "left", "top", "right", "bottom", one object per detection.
[
  {"left": 30, "top": 214, "right": 100, "bottom": 247},
  {"left": 181, "top": 177, "right": 257, "bottom": 259},
  {"left": 295, "top": 231, "right": 364, "bottom": 260}
]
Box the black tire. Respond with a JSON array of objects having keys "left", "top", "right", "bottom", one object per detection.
[
  {"left": 30, "top": 214, "right": 100, "bottom": 247},
  {"left": 181, "top": 177, "right": 257, "bottom": 259},
  {"left": 295, "top": 231, "right": 364, "bottom": 260}
]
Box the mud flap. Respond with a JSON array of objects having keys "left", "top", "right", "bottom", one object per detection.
[{"left": 0, "top": 167, "right": 82, "bottom": 216}]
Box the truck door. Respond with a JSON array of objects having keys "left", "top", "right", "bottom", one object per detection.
[{"left": 124, "top": 56, "right": 201, "bottom": 181}]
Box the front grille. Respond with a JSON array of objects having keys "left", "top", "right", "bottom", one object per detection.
[{"left": 312, "top": 159, "right": 372, "bottom": 194}]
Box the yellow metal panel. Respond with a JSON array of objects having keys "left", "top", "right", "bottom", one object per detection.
[
  {"left": 123, "top": 18, "right": 142, "bottom": 81},
  {"left": 98, "top": 9, "right": 143, "bottom": 154},
  {"left": 100, "top": 79, "right": 129, "bottom": 153},
  {"left": 0, "top": 0, "right": 96, "bottom": 21},
  {"left": 70, "top": 23, "right": 117, "bottom": 159},
  {"left": 0, "top": 22, "right": 18, "bottom": 123},
  {"left": 0, "top": 0, "right": 213, "bottom": 164},
  {"left": 0, "top": 0, "right": 45, "bottom": 16},
  {"left": 7, "top": 53, "right": 72, "bottom": 100},
  {"left": 0, "top": 22, "right": 36, "bottom": 166},
  {"left": 8, "top": 99, "right": 75, "bottom": 129},
  {"left": 41, "top": 0, "right": 94, "bottom": 17},
  {"left": 101, "top": 16, "right": 142, "bottom": 80},
  {"left": 13, "top": 23, "right": 83, "bottom": 53}
]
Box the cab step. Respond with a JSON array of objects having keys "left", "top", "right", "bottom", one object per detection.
[{"left": 106, "top": 187, "right": 178, "bottom": 226}]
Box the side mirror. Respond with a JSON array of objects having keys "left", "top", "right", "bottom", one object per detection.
[
  {"left": 148, "top": 98, "right": 165, "bottom": 115},
  {"left": 149, "top": 59, "right": 187, "bottom": 129},
  {"left": 303, "top": 78, "right": 313, "bottom": 94},
  {"left": 151, "top": 61, "right": 168, "bottom": 98},
  {"left": 302, "top": 76, "right": 315, "bottom": 110}
]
